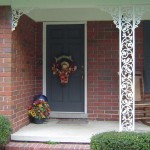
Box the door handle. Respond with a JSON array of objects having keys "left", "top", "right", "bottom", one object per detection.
[{"left": 81, "top": 65, "right": 84, "bottom": 80}]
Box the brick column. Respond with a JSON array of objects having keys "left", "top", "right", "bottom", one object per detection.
[{"left": 0, "top": 7, "right": 12, "bottom": 120}]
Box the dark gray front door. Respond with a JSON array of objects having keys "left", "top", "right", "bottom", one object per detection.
[{"left": 46, "top": 24, "right": 84, "bottom": 112}]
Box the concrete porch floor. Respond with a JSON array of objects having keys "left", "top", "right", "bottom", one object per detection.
[{"left": 11, "top": 119, "right": 150, "bottom": 143}]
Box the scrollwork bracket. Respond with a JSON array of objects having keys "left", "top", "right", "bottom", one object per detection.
[
  {"left": 12, "top": 8, "right": 33, "bottom": 31},
  {"left": 12, "top": 9, "right": 24, "bottom": 31}
]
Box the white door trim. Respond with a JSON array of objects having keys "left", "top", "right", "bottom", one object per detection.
[{"left": 43, "top": 22, "right": 87, "bottom": 118}]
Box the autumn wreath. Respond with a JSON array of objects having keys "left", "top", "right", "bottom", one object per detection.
[{"left": 52, "top": 55, "right": 77, "bottom": 84}]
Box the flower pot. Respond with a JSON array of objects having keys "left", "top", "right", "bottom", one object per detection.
[
  {"left": 33, "top": 118, "right": 44, "bottom": 124},
  {"left": 43, "top": 118, "right": 49, "bottom": 122}
]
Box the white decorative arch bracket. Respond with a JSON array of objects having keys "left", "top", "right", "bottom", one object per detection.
[
  {"left": 11, "top": 8, "right": 33, "bottom": 31},
  {"left": 102, "top": 5, "right": 145, "bottom": 131},
  {"left": 12, "top": 9, "right": 24, "bottom": 31}
]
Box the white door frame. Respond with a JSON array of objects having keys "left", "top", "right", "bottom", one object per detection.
[{"left": 43, "top": 22, "right": 87, "bottom": 118}]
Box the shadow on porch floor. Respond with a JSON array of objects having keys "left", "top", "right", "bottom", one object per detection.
[{"left": 11, "top": 119, "right": 150, "bottom": 143}]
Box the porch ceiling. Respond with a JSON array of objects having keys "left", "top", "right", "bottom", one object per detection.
[
  {"left": 1, "top": 0, "right": 150, "bottom": 21},
  {"left": 25, "top": 8, "right": 112, "bottom": 22}
]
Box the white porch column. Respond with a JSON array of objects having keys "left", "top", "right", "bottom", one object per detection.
[{"left": 102, "top": 6, "right": 144, "bottom": 131}]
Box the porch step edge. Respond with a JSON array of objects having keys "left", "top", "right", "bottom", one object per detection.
[
  {"left": 5, "top": 141, "right": 90, "bottom": 150},
  {"left": 11, "top": 134, "right": 90, "bottom": 143}
]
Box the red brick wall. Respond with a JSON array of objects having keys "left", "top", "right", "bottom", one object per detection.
[
  {"left": 135, "top": 23, "right": 144, "bottom": 71},
  {"left": 0, "top": 7, "right": 12, "bottom": 119},
  {"left": 87, "top": 21, "right": 144, "bottom": 120},
  {"left": 0, "top": 8, "right": 43, "bottom": 131},
  {"left": 35, "top": 23, "right": 43, "bottom": 94},
  {"left": 11, "top": 15, "right": 36, "bottom": 131}
]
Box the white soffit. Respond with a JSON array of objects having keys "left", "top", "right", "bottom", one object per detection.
[
  {"left": 27, "top": 8, "right": 112, "bottom": 21},
  {"left": 0, "top": 0, "right": 11, "bottom": 5},
  {"left": 9, "top": 0, "right": 150, "bottom": 8},
  {"left": 3, "top": 0, "right": 150, "bottom": 21}
]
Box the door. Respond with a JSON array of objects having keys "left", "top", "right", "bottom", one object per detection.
[{"left": 46, "top": 24, "right": 84, "bottom": 112}]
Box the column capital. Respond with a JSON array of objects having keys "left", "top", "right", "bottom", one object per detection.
[{"left": 101, "top": 5, "right": 145, "bottom": 29}]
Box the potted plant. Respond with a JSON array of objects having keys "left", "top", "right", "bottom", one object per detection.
[
  {"left": 0, "top": 115, "right": 12, "bottom": 149},
  {"left": 28, "top": 99, "right": 51, "bottom": 124}
]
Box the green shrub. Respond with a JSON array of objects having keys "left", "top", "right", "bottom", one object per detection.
[
  {"left": 90, "top": 131, "right": 150, "bottom": 150},
  {"left": 0, "top": 115, "right": 12, "bottom": 146}
]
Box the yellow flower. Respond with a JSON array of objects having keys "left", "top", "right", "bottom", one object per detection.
[
  {"left": 38, "top": 104, "right": 43, "bottom": 108},
  {"left": 31, "top": 110, "right": 36, "bottom": 117},
  {"left": 28, "top": 110, "right": 31, "bottom": 115}
]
